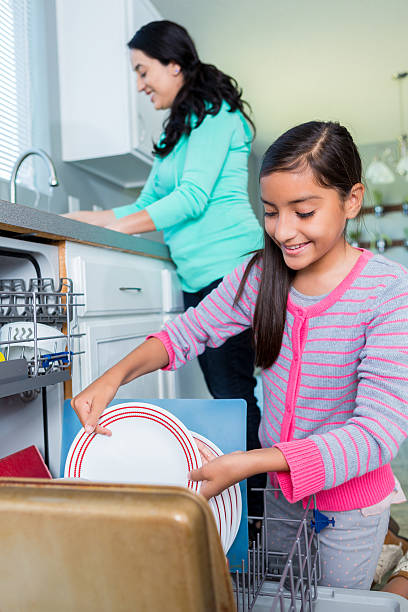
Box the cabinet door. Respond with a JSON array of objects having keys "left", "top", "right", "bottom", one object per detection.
[
  {"left": 71, "top": 255, "right": 163, "bottom": 316},
  {"left": 65, "top": 242, "right": 170, "bottom": 318},
  {"left": 56, "top": 0, "right": 162, "bottom": 167},
  {"left": 56, "top": 0, "right": 130, "bottom": 161},
  {"left": 164, "top": 359, "right": 212, "bottom": 400},
  {"left": 73, "top": 316, "right": 165, "bottom": 400}
]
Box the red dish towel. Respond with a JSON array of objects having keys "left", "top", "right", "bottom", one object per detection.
[{"left": 0, "top": 446, "right": 51, "bottom": 478}]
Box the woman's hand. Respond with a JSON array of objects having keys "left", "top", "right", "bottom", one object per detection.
[
  {"left": 62, "top": 209, "right": 116, "bottom": 227},
  {"left": 190, "top": 447, "right": 289, "bottom": 500},
  {"left": 105, "top": 210, "right": 156, "bottom": 234}
]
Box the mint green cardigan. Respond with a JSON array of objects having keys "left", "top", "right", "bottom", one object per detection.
[{"left": 113, "top": 102, "right": 263, "bottom": 292}]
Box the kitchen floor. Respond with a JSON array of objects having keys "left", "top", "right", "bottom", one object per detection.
[{"left": 391, "top": 438, "right": 408, "bottom": 535}]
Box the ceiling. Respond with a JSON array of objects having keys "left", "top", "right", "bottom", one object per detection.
[{"left": 152, "top": 0, "right": 408, "bottom": 156}]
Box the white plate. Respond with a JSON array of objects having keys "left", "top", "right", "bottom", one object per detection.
[
  {"left": 192, "top": 432, "right": 240, "bottom": 553},
  {"left": 65, "top": 402, "right": 201, "bottom": 492},
  {"left": 200, "top": 435, "right": 236, "bottom": 552},
  {"left": 229, "top": 481, "right": 242, "bottom": 549},
  {"left": 209, "top": 495, "right": 228, "bottom": 551},
  {"left": 0, "top": 321, "right": 66, "bottom": 361},
  {"left": 202, "top": 436, "right": 242, "bottom": 550}
]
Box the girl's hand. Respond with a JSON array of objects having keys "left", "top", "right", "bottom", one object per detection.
[
  {"left": 190, "top": 447, "right": 289, "bottom": 500},
  {"left": 70, "top": 337, "right": 170, "bottom": 436},
  {"left": 71, "top": 376, "right": 119, "bottom": 436},
  {"left": 190, "top": 451, "right": 253, "bottom": 499}
]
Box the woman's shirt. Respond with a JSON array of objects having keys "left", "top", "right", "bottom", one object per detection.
[
  {"left": 112, "top": 101, "right": 263, "bottom": 292},
  {"left": 152, "top": 249, "right": 408, "bottom": 511}
]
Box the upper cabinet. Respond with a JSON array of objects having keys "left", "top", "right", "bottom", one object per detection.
[{"left": 55, "top": 0, "right": 165, "bottom": 188}]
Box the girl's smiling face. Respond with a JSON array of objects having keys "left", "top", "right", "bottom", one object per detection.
[
  {"left": 260, "top": 166, "right": 363, "bottom": 274},
  {"left": 130, "top": 49, "right": 184, "bottom": 110}
]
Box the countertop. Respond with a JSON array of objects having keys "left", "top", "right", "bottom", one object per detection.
[{"left": 0, "top": 200, "right": 170, "bottom": 260}]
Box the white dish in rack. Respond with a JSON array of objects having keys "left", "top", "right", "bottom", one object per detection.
[
  {"left": 191, "top": 431, "right": 242, "bottom": 553},
  {"left": 0, "top": 321, "right": 66, "bottom": 361}
]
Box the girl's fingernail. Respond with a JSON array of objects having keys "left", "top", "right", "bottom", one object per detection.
[{"left": 85, "top": 424, "right": 93, "bottom": 433}]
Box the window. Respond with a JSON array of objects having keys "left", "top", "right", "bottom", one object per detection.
[{"left": 0, "top": 0, "right": 32, "bottom": 182}]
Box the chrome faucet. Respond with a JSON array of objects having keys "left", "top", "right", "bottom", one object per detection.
[{"left": 9, "top": 148, "right": 59, "bottom": 204}]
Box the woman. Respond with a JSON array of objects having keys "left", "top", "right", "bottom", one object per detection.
[{"left": 65, "top": 20, "right": 265, "bottom": 518}]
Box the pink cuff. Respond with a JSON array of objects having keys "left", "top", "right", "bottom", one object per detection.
[
  {"left": 275, "top": 438, "right": 326, "bottom": 503},
  {"left": 147, "top": 331, "right": 175, "bottom": 371}
]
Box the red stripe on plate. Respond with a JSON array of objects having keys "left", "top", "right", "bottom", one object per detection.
[{"left": 69, "top": 412, "right": 199, "bottom": 491}]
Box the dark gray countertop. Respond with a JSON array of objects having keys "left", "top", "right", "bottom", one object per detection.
[{"left": 0, "top": 200, "right": 170, "bottom": 260}]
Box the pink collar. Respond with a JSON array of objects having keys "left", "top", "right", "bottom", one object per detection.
[{"left": 287, "top": 248, "right": 373, "bottom": 319}]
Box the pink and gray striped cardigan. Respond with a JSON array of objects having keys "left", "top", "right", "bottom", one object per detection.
[{"left": 154, "top": 249, "right": 408, "bottom": 511}]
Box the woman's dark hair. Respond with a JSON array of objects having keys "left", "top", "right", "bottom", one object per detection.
[
  {"left": 235, "top": 121, "right": 363, "bottom": 369},
  {"left": 128, "top": 20, "right": 255, "bottom": 157}
]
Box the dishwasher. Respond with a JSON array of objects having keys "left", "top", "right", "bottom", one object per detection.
[
  {"left": 233, "top": 488, "right": 408, "bottom": 611},
  {"left": 0, "top": 237, "right": 406, "bottom": 611},
  {"left": 0, "top": 235, "right": 82, "bottom": 475}
]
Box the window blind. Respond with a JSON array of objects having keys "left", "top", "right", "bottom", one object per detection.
[{"left": 0, "top": 0, "right": 32, "bottom": 183}]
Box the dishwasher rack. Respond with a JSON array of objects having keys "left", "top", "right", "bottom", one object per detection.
[
  {"left": 231, "top": 488, "right": 408, "bottom": 611},
  {"left": 0, "top": 277, "right": 84, "bottom": 397},
  {"left": 232, "top": 488, "right": 319, "bottom": 611}
]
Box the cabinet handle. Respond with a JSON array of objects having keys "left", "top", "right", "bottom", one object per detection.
[{"left": 119, "top": 287, "right": 142, "bottom": 292}]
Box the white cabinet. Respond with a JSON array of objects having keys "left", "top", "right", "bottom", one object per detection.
[
  {"left": 69, "top": 250, "right": 163, "bottom": 316},
  {"left": 65, "top": 242, "right": 170, "bottom": 397},
  {"left": 55, "top": 0, "right": 165, "bottom": 187},
  {"left": 76, "top": 316, "right": 165, "bottom": 399}
]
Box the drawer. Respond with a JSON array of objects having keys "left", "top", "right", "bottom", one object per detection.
[{"left": 75, "top": 256, "right": 163, "bottom": 316}]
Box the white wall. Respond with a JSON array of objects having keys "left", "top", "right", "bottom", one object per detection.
[{"left": 152, "top": 0, "right": 408, "bottom": 157}]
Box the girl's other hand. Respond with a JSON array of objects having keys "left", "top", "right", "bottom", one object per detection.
[
  {"left": 190, "top": 446, "right": 289, "bottom": 499},
  {"left": 71, "top": 377, "right": 119, "bottom": 436},
  {"left": 189, "top": 451, "right": 247, "bottom": 499}
]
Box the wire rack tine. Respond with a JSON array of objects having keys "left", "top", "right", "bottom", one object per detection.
[{"left": 232, "top": 488, "right": 319, "bottom": 611}]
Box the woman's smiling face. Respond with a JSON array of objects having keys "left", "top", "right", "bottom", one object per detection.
[
  {"left": 130, "top": 49, "right": 184, "bottom": 110},
  {"left": 260, "top": 166, "right": 362, "bottom": 273}
]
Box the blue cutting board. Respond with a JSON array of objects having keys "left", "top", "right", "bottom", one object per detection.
[{"left": 60, "top": 398, "right": 248, "bottom": 571}]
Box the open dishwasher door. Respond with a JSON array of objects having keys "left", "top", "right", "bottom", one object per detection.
[
  {"left": 0, "top": 479, "right": 236, "bottom": 612},
  {"left": 0, "top": 236, "right": 81, "bottom": 476}
]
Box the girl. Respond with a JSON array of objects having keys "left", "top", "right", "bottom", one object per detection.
[
  {"left": 64, "top": 20, "right": 265, "bottom": 516},
  {"left": 71, "top": 121, "right": 408, "bottom": 589}
]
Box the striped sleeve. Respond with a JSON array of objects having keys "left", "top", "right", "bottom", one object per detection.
[
  {"left": 277, "top": 276, "right": 408, "bottom": 501},
  {"left": 155, "top": 260, "right": 258, "bottom": 369}
]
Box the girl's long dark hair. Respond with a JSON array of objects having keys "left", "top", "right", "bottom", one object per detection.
[
  {"left": 128, "top": 20, "right": 255, "bottom": 157},
  {"left": 235, "top": 121, "right": 363, "bottom": 369}
]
